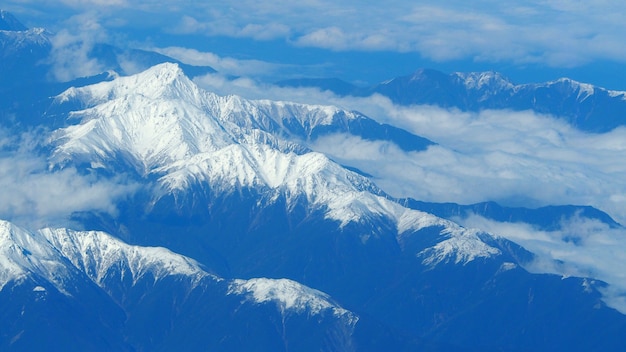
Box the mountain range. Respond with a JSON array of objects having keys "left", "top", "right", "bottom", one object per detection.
[
  {"left": 278, "top": 69, "right": 626, "bottom": 132},
  {"left": 1, "top": 10, "right": 626, "bottom": 351}
]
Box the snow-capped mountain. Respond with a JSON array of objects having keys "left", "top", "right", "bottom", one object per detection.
[
  {"left": 49, "top": 63, "right": 496, "bottom": 264},
  {"left": 34, "top": 63, "right": 626, "bottom": 351},
  {"left": 278, "top": 68, "right": 626, "bottom": 132},
  {"left": 2, "top": 7, "right": 626, "bottom": 352},
  {"left": 0, "top": 219, "right": 360, "bottom": 351},
  {"left": 0, "top": 12, "right": 50, "bottom": 89}
]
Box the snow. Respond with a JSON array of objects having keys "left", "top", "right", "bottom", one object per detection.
[
  {"left": 1, "top": 218, "right": 357, "bottom": 322},
  {"left": 547, "top": 78, "right": 595, "bottom": 101},
  {"left": 0, "top": 220, "right": 74, "bottom": 292},
  {"left": 419, "top": 227, "right": 501, "bottom": 265},
  {"left": 228, "top": 277, "right": 357, "bottom": 322},
  {"left": 0, "top": 219, "right": 212, "bottom": 294},
  {"left": 39, "top": 227, "right": 210, "bottom": 286},
  {"left": 456, "top": 71, "right": 514, "bottom": 91},
  {"left": 0, "top": 26, "right": 50, "bottom": 50},
  {"left": 608, "top": 90, "right": 626, "bottom": 101}
]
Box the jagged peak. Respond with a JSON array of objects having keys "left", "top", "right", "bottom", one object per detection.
[
  {"left": 228, "top": 277, "right": 358, "bottom": 321},
  {"left": 0, "top": 218, "right": 215, "bottom": 294},
  {"left": 39, "top": 227, "right": 211, "bottom": 286},
  {"left": 49, "top": 64, "right": 501, "bottom": 266},
  {"left": 55, "top": 63, "right": 195, "bottom": 108},
  {"left": 454, "top": 71, "right": 514, "bottom": 90},
  {"left": 539, "top": 77, "right": 597, "bottom": 100},
  {"left": 0, "top": 220, "right": 74, "bottom": 292}
]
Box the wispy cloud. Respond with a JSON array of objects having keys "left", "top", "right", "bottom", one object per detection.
[
  {"left": 47, "top": 12, "right": 108, "bottom": 81},
  {"left": 0, "top": 128, "right": 139, "bottom": 229},
  {"left": 191, "top": 71, "right": 626, "bottom": 313},
  {"left": 8, "top": 0, "right": 626, "bottom": 68},
  {"left": 153, "top": 47, "right": 285, "bottom": 78},
  {"left": 459, "top": 213, "right": 626, "bottom": 314}
]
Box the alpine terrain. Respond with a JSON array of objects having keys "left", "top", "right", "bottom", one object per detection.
[{"left": 1, "top": 10, "right": 626, "bottom": 352}]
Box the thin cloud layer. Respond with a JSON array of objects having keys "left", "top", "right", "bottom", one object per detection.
[
  {"left": 0, "top": 129, "right": 138, "bottom": 229},
  {"left": 47, "top": 12, "right": 109, "bottom": 81},
  {"left": 7, "top": 0, "right": 626, "bottom": 69},
  {"left": 153, "top": 47, "right": 285, "bottom": 78}
]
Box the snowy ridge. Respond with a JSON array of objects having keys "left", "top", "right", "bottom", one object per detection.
[
  {"left": 228, "top": 278, "right": 358, "bottom": 323},
  {"left": 454, "top": 71, "right": 514, "bottom": 91},
  {"left": 51, "top": 63, "right": 501, "bottom": 264},
  {"left": 0, "top": 219, "right": 357, "bottom": 319},
  {"left": 608, "top": 90, "right": 626, "bottom": 100},
  {"left": 396, "top": 208, "right": 501, "bottom": 264},
  {"left": 0, "top": 220, "right": 73, "bottom": 292},
  {"left": 0, "top": 219, "right": 210, "bottom": 293},
  {"left": 0, "top": 26, "right": 50, "bottom": 53},
  {"left": 39, "top": 228, "right": 211, "bottom": 286},
  {"left": 419, "top": 228, "right": 501, "bottom": 265},
  {"left": 215, "top": 93, "right": 362, "bottom": 138},
  {"left": 548, "top": 78, "right": 596, "bottom": 101}
]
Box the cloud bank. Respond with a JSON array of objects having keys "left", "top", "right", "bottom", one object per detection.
[
  {"left": 47, "top": 12, "right": 109, "bottom": 81},
  {"left": 7, "top": 0, "right": 626, "bottom": 69}
]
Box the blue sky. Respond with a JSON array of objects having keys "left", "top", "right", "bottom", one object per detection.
[{"left": 5, "top": 0, "right": 626, "bottom": 89}]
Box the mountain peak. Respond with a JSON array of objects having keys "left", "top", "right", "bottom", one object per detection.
[
  {"left": 0, "top": 10, "right": 28, "bottom": 31},
  {"left": 0, "top": 220, "right": 73, "bottom": 292},
  {"left": 454, "top": 71, "right": 514, "bottom": 91}
]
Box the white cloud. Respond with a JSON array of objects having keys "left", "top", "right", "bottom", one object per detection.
[
  {"left": 172, "top": 15, "right": 290, "bottom": 41},
  {"left": 47, "top": 12, "right": 109, "bottom": 81},
  {"left": 153, "top": 47, "right": 284, "bottom": 78},
  {"left": 9, "top": 0, "right": 626, "bottom": 68},
  {"left": 0, "top": 129, "right": 139, "bottom": 229},
  {"left": 159, "top": 1, "right": 626, "bottom": 66},
  {"left": 59, "top": 0, "right": 128, "bottom": 7},
  {"left": 191, "top": 72, "right": 626, "bottom": 313}
]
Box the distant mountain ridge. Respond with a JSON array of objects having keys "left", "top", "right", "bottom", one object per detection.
[{"left": 277, "top": 69, "right": 626, "bottom": 132}]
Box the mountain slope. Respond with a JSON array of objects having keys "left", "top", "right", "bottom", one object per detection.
[{"left": 0, "top": 219, "right": 361, "bottom": 351}]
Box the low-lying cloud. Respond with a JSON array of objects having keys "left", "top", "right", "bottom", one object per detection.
[{"left": 194, "top": 70, "right": 626, "bottom": 313}]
